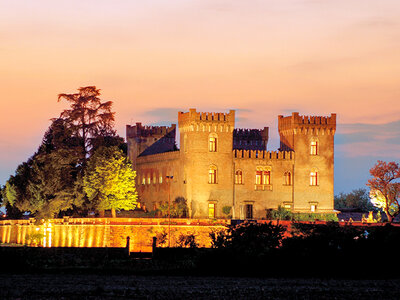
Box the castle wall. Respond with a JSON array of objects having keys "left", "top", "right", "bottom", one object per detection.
[
  {"left": 135, "top": 151, "right": 184, "bottom": 212},
  {"left": 0, "top": 218, "right": 228, "bottom": 252},
  {"left": 128, "top": 109, "right": 336, "bottom": 219},
  {"left": 126, "top": 123, "right": 176, "bottom": 169},
  {"left": 233, "top": 150, "right": 294, "bottom": 219}
]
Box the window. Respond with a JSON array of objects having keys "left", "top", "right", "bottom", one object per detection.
[
  {"left": 245, "top": 204, "right": 253, "bottom": 219},
  {"left": 235, "top": 170, "right": 243, "bottom": 184},
  {"left": 208, "top": 203, "right": 215, "bottom": 218},
  {"left": 284, "top": 171, "right": 291, "bottom": 185},
  {"left": 263, "top": 171, "right": 271, "bottom": 185},
  {"left": 153, "top": 175, "right": 156, "bottom": 184},
  {"left": 147, "top": 177, "right": 151, "bottom": 184},
  {"left": 159, "top": 176, "right": 163, "bottom": 184},
  {"left": 310, "top": 140, "right": 318, "bottom": 155},
  {"left": 310, "top": 204, "right": 317, "bottom": 212},
  {"left": 208, "top": 165, "right": 217, "bottom": 184},
  {"left": 256, "top": 170, "right": 262, "bottom": 185},
  {"left": 209, "top": 134, "right": 217, "bottom": 152},
  {"left": 142, "top": 177, "right": 146, "bottom": 185},
  {"left": 256, "top": 167, "right": 271, "bottom": 185},
  {"left": 310, "top": 171, "right": 318, "bottom": 186}
]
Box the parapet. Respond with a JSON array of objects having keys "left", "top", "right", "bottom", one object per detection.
[
  {"left": 178, "top": 108, "right": 235, "bottom": 128},
  {"left": 278, "top": 112, "right": 336, "bottom": 134},
  {"left": 233, "top": 127, "right": 269, "bottom": 150},
  {"left": 234, "top": 150, "right": 294, "bottom": 160},
  {"left": 233, "top": 127, "right": 269, "bottom": 139},
  {"left": 127, "top": 123, "right": 176, "bottom": 139}
]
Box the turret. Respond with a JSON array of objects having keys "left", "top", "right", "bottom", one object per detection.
[
  {"left": 126, "top": 123, "right": 176, "bottom": 168},
  {"left": 278, "top": 112, "right": 337, "bottom": 213},
  {"left": 278, "top": 112, "right": 336, "bottom": 151},
  {"left": 233, "top": 127, "right": 269, "bottom": 151},
  {"left": 177, "top": 108, "right": 236, "bottom": 218}
]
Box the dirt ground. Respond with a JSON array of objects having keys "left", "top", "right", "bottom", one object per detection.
[{"left": 0, "top": 274, "right": 399, "bottom": 299}]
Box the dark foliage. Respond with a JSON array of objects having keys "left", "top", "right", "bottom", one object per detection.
[
  {"left": 176, "top": 233, "right": 198, "bottom": 248},
  {"left": 335, "top": 188, "right": 376, "bottom": 212},
  {"left": 209, "top": 222, "right": 285, "bottom": 260},
  {"left": 157, "top": 197, "right": 189, "bottom": 218}
]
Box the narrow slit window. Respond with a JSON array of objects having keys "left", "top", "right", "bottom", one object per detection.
[
  {"left": 310, "top": 140, "right": 318, "bottom": 155},
  {"left": 310, "top": 172, "right": 318, "bottom": 186},
  {"left": 209, "top": 136, "right": 217, "bottom": 152},
  {"left": 284, "top": 171, "right": 291, "bottom": 185},
  {"left": 235, "top": 170, "right": 243, "bottom": 184},
  {"left": 209, "top": 166, "right": 217, "bottom": 184},
  {"left": 263, "top": 171, "right": 271, "bottom": 185}
]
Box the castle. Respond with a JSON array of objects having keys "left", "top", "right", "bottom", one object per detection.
[{"left": 127, "top": 109, "right": 336, "bottom": 219}]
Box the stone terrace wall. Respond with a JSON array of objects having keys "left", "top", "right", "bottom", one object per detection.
[{"left": 0, "top": 218, "right": 230, "bottom": 252}]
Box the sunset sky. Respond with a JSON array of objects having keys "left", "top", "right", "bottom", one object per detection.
[{"left": 1, "top": 0, "right": 400, "bottom": 193}]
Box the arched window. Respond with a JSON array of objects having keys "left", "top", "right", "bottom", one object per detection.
[
  {"left": 256, "top": 166, "right": 271, "bottom": 185},
  {"left": 284, "top": 171, "right": 291, "bottom": 185},
  {"left": 208, "top": 165, "right": 217, "bottom": 184},
  {"left": 209, "top": 133, "right": 217, "bottom": 152},
  {"left": 235, "top": 170, "right": 243, "bottom": 184},
  {"left": 310, "top": 138, "right": 318, "bottom": 155},
  {"left": 263, "top": 171, "right": 271, "bottom": 185},
  {"left": 159, "top": 175, "right": 163, "bottom": 184},
  {"left": 310, "top": 170, "right": 318, "bottom": 186}
]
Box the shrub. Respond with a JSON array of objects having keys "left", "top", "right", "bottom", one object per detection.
[
  {"left": 268, "top": 206, "right": 292, "bottom": 220},
  {"left": 210, "top": 222, "right": 286, "bottom": 256},
  {"left": 176, "top": 233, "right": 198, "bottom": 248},
  {"left": 266, "top": 206, "right": 338, "bottom": 222},
  {"left": 222, "top": 206, "right": 232, "bottom": 218},
  {"left": 25, "top": 232, "right": 45, "bottom": 246},
  {"left": 156, "top": 230, "right": 168, "bottom": 247}
]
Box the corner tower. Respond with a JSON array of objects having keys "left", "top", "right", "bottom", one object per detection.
[
  {"left": 178, "top": 109, "right": 235, "bottom": 218},
  {"left": 126, "top": 123, "right": 176, "bottom": 169},
  {"left": 278, "top": 112, "right": 336, "bottom": 213}
]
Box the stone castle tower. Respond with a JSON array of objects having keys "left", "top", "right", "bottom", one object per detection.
[
  {"left": 178, "top": 109, "right": 236, "bottom": 217},
  {"left": 127, "top": 109, "right": 337, "bottom": 219},
  {"left": 278, "top": 112, "right": 336, "bottom": 212}
]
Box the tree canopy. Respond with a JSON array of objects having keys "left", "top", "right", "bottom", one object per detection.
[
  {"left": 334, "top": 188, "right": 375, "bottom": 212},
  {"left": 84, "top": 146, "right": 137, "bottom": 217},
  {"left": 2, "top": 119, "right": 84, "bottom": 218},
  {"left": 368, "top": 161, "right": 400, "bottom": 222},
  {"left": 3, "top": 86, "right": 131, "bottom": 219},
  {"left": 58, "top": 86, "right": 116, "bottom": 161}
]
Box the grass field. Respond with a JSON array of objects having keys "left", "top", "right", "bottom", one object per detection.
[{"left": 1, "top": 274, "right": 399, "bottom": 299}]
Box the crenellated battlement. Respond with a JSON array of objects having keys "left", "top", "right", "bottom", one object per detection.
[
  {"left": 233, "top": 127, "right": 269, "bottom": 150},
  {"left": 127, "top": 123, "right": 176, "bottom": 138},
  {"left": 233, "top": 128, "right": 269, "bottom": 138},
  {"left": 234, "top": 149, "right": 294, "bottom": 160},
  {"left": 126, "top": 108, "right": 336, "bottom": 218},
  {"left": 178, "top": 108, "right": 235, "bottom": 131},
  {"left": 278, "top": 112, "right": 336, "bottom": 136},
  {"left": 278, "top": 112, "right": 336, "bottom": 128}
]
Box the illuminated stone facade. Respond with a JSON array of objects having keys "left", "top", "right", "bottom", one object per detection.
[
  {"left": 0, "top": 218, "right": 228, "bottom": 252},
  {"left": 127, "top": 109, "right": 336, "bottom": 219}
]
